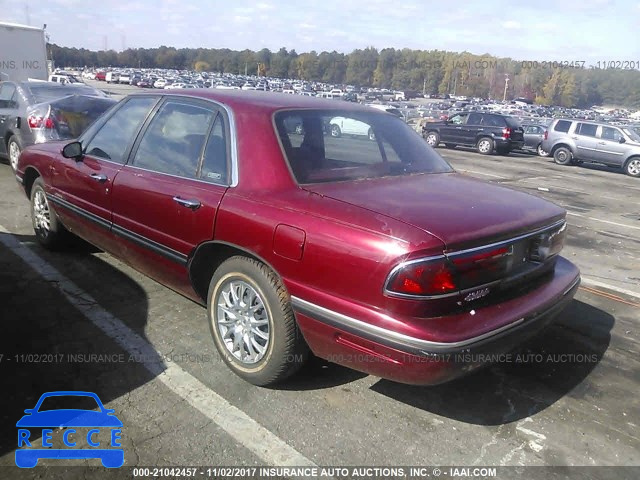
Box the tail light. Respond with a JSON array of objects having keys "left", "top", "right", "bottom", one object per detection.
[
  {"left": 502, "top": 127, "right": 511, "bottom": 139},
  {"left": 27, "top": 115, "right": 54, "bottom": 129},
  {"left": 386, "top": 258, "right": 457, "bottom": 296},
  {"left": 386, "top": 245, "right": 513, "bottom": 297},
  {"left": 543, "top": 130, "right": 548, "bottom": 140},
  {"left": 530, "top": 223, "right": 566, "bottom": 262}
]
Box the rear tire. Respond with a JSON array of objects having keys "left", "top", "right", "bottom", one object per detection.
[
  {"left": 8, "top": 135, "right": 21, "bottom": 172},
  {"left": 537, "top": 144, "right": 549, "bottom": 157},
  {"left": 624, "top": 157, "right": 640, "bottom": 177},
  {"left": 553, "top": 147, "right": 573, "bottom": 165},
  {"left": 368, "top": 128, "right": 376, "bottom": 141},
  {"left": 476, "top": 137, "right": 494, "bottom": 155},
  {"left": 207, "top": 256, "right": 309, "bottom": 386},
  {"left": 30, "top": 178, "right": 69, "bottom": 249},
  {"left": 330, "top": 124, "right": 341, "bottom": 137}
]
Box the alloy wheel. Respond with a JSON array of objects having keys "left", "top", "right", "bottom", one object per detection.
[{"left": 216, "top": 280, "right": 270, "bottom": 364}]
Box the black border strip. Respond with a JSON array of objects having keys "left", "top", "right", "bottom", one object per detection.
[{"left": 47, "top": 194, "right": 188, "bottom": 265}]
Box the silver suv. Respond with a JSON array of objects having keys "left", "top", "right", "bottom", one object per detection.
[{"left": 541, "top": 119, "right": 640, "bottom": 177}]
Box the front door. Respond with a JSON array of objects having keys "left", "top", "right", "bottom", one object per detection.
[
  {"left": 49, "top": 96, "right": 159, "bottom": 251},
  {"left": 595, "top": 126, "right": 628, "bottom": 167},
  {"left": 110, "top": 98, "right": 230, "bottom": 296}
]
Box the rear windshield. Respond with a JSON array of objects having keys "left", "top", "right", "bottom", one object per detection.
[
  {"left": 27, "top": 84, "right": 106, "bottom": 103},
  {"left": 274, "top": 109, "right": 453, "bottom": 184}
]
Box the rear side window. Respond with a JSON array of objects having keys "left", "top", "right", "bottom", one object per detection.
[
  {"left": 0, "top": 83, "right": 17, "bottom": 108},
  {"left": 482, "top": 115, "right": 507, "bottom": 127},
  {"left": 554, "top": 120, "right": 572, "bottom": 133},
  {"left": 132, "top": 100, "right": 216, "bottom": 178},
  {"left": 467, "top": 113, "right": 483, "bottom": 125},
  {"left": 576, "top": 123, "right": 598, "bottom": 137}
]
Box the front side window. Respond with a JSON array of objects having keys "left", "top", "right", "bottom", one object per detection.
[
  {"left": 83, "top": 96, "right": 157, "bottom": 164},
  {"left": 600, "top": 126, "right": 622, "bottom": 142},
  {"left": 449, "top": 113, "right": 468, "bottom": 125},
  {"left": 275, "top": 110, "right": 453, "bottom": 184},
  {"left": 132, "top": 100, "right": 216, "bottom": 178}
]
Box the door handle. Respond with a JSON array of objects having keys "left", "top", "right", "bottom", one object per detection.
[
  {"left": 90, "top": 173, "right": 108, "bottom": 183},
  {"left": 597, "top": 142, "right": 606, "bottom": 145},
  {"left": 173, "top": 196, "right": 201, "bottom": 210}
]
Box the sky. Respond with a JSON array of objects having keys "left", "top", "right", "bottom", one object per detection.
[{"left": 1, "top": 0, "right": 639, "bottom": 66}]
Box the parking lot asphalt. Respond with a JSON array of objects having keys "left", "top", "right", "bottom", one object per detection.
[{"left": 0, "top": 137, "right": 638, "bottom": 479}]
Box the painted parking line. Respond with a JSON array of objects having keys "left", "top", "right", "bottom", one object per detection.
[
  {"left": 566, "top": 212, "right": 640, "bottom": 231},
  {"left": 0, "top": 225, "right": 319, "bottom": 470}
]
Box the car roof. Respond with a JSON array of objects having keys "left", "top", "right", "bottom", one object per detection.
[{"left": 128, "top": 90, "right": 379, "bottom": 116}]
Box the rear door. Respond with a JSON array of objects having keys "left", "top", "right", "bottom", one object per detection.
[
  {"left": 110, "top": 97, "right": 230, "bottom": 293},
  {"left": 49, "top": 96, "right": 159, "bottom": 251},
  {"left": 462, "top": 112, "right": 483, "bottom": 145},
  {"left": 573, "top": 122, "right": 599, "bottom": 160}
]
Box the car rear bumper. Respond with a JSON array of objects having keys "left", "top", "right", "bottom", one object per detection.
[{"left": 293, "top": 257, "right": 580, "bottom": 385}]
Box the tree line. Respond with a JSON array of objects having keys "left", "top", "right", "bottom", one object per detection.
[{"left": 49, "top": 44, "right": 640, "bottom": 109}]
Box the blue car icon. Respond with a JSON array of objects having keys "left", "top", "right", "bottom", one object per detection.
[{"left": 16, "top": 391, "right": 123, "bottom": 468}]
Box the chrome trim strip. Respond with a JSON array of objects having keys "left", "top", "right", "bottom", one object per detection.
[
  {"left": 291, "top": 296, "right": 525, "bottom": 353},
  {"left": 15, "top": 174, "right": 24, "bottom": 184},
  {"left": 292, "top": 274, "right": 579, "bottom": 355},
  {"left": 383, "top": 219, "right": 566, "bottom": 299},
  {"left": 445, "top": 219, "right": 565, "bottom": 257}
]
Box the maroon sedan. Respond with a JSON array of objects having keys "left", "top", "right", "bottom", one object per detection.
[{"left": 15, "top": 91, "right": 580, "bottom": 386}]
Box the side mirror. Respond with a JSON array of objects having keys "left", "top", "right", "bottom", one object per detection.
[
  {"left": 619, "top": 137, "right": 626, "bottom": 144},
  {"left": 24, "top": 409, "right": 34, "bottom": 414},
  {"left": 62, "top": 141, "right": 83, "bottom": 160}
]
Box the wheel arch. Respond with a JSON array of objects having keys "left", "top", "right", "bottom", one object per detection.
[
  {"left": 23, "top": 166, "right": 42, "bottom": 199},
  {"left": 549, "top": 143, "right": 574, "bottom": 156},
  {"left": 188, "top": 241, "right": 284, "bottom": 303}
]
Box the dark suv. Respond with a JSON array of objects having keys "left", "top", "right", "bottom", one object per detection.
[{"left": 422, "top": 112, "right": 525, "bottom": 155}]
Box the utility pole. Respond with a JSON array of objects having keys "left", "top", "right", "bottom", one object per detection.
[
  {"left": 503, "top": 74, "right": 510, "bottom": 102},
  {"left": 422, "top": 78, "right": 426, "bottom": 95}
]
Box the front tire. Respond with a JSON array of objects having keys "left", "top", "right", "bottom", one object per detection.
[
  {"left": 330, "top": 124, "right": 341, "bottom": 137},
  {"left": 624, "top": 157, "right": 640, "bottom": 177},
  {"left": 476, "top": 137, "right": 494, "bottom": 155},
  {"left": 424, "top": 131, "right": 440, "bottom": 147},
  {"left": 553, "top": 147, "right": 573, "bottom": 165},
  {"left": 207, "top": 256, "right": 309, "bottom": 386},
  {"left": 8, "top": 135, "right": 21, "bottom": 172},
  {"left": 30, "top": 178, "right": 69, "bottom": 249}
]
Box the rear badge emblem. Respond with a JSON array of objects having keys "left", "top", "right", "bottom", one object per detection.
[{"left": 464, "top": 288, "right": 490, "bottom": 302}]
